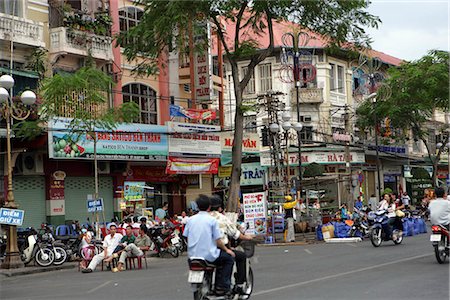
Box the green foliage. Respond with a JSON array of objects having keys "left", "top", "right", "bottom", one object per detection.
[
  {"left": 303, "top": 163, "right": 325, "bottom": 178},
  {"left": 24, "top": 48, "right": 47, "bottom": 80},
  {"left": 356, "top": 50, "right": 449, "bottom": 142},
  {"left": 382, "top": 187, "right": 393, "bottom": 195},
  {"left": 411, "top": 167, "right": 431, "bottom": 180}
]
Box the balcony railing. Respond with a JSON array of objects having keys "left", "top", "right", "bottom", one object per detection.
[
  {"left": 0, "top": 13, "right": 45, "bottom": 48},
  {"left": 49, "top": 27, "right": 113, "bottom": 61},
  {"left": 290, "top": 87, "right": 324, "bottom": 104}
]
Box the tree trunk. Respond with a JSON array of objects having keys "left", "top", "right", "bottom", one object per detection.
[{"left": 227, "top": 78, "right": 244, "bottom": 213}]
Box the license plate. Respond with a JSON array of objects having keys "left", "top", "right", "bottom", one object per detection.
[
  {"left": 430, "top": 234, "right": 441, "bottom": 242},
  {"left": 171, "top": 237, "right": 180, "bottom": 245},
  {"left": 188, "top": 270, "right": 204, "bottom": 283}
]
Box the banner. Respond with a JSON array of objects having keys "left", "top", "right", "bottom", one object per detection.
[
  {"left": 167, "top": 122, "right": 221, "bottom": 157},
  {"left": 124, "top": 181, "right": 146, "bottom": 201},
  {"left": 166, "top": 157, "right": 219, "bottom": 174},
  {"left": 221, "top": 132, "right": 260, "bottom": 153},
  {"left": 170, "top": 105, "right": 216, "bottom": 120},
  {"left": 260, "top": 151, "right": 365, "bottom": 166},
  {"left": 218, "top": 166, "right": 232, "bottom": 178},
  {"left": 243, "top": 192, "right": 267, "bottom": 235},
  {"left": 48, "top": 118, "right": 167, "bottom": 160}
]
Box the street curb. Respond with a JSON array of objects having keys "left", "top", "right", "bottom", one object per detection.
[
  {"left": 0, "top": 263, "right": 77, "bottom": 277},
  {"left": 257, "top": 241, "right": 322, "bottom": 247}
]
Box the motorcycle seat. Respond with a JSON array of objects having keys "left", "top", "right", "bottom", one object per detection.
[{"left": 188, "top": 258, "right": 216, "bottom": 270}]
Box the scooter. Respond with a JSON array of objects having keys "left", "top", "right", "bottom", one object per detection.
[
  {"left": 188, "top": 240, "right": 255, "bottom": 300},
  {"left": 18, "top": 228, "right": 55, "bottom": 267},
  {"left": 430, "top": 224, "right": 449, "bottom": 264},
  {"left": 148, "top": 224, "right": 179, "bottom": 258},
  {"left": 370, "top": 210, "right": 403, "bottom": 247},
  {"left": 349, "top": 207, "right": 370, "bottom": 238}
]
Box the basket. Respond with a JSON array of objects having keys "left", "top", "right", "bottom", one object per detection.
[{"left": 241, "top": 241, "right": 255, "bottom": 258}]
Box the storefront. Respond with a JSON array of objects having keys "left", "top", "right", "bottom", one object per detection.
[{"left": 13, "top": 176, "right": 46, "bottom": 228}]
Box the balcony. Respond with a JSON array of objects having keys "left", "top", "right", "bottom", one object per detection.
[
  {"left": 290, "top": 87, "right": 324, "bottom": 104},
  {"left": 0, "top": 13, "right": 45, "bottom": 48},
  {"left": 49, "top": 27, "right": 113, "bottom": 61}
]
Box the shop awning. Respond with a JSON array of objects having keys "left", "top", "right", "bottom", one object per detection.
[{"left": 0, "top": 67, "right": 39, "bottom": 79}]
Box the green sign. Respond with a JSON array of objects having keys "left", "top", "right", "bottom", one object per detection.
[{"left": 124, "top": 181, "right": 146, "bottom": 201}]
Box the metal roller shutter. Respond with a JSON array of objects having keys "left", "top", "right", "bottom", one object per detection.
[
  {"left": 64, "top": 177, "right": 113, "bottom": 223},
  {"left": 13, "top": 176, "right": 46, "bottom": 229}
]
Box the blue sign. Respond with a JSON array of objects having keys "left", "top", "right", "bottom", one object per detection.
[
  {"left": 368, "top": 145, "right": 407, "bottom": 154},
  {"left": 0, "top": 208, "right": 24, "bottom": 226},
  {"left": 87, "top": 198, "right": 104, "bottom": 213}
]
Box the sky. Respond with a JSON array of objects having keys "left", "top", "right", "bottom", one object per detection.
[{"left": 366, "top": 0, "right": 449, "bottom": 61}]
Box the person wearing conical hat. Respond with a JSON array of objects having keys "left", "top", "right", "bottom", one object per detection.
[{"left": 283, "top": 195, "right": 297, "bottom": 242}]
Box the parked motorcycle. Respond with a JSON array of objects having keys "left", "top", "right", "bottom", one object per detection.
[
  {"left": 430, "top": 224, "right": 449, "bottom": 264},
  {"left": 188, "top": 240, "right": 255, "bottom": 300},
  {"left": 348, "top": 207, "right": 370, "bottom": 238},
  {"left": 40, "top": 232, "right": 67, "bottom": 266},
  {"left": 148, "top": 224, "right": 179, "bottom": 258},
  {"left": 18, "top": 228, "right": 55, "bottom": 267},
  {"left": 370, "top": 210, "right": 403, "bottom": 247}
]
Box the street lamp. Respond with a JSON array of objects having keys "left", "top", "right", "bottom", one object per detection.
[
  {"left": 437, "top": 142, "right": 450, "bottom": 187},
  {"left": 0, "top": 74, "right": 37, "bottom": 269},
  {"left": 270, "top": 111, "right": 303, "bottom": 195}
]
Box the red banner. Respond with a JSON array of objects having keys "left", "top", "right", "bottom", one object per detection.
[{"left": 166, "top": 157, "right": 220, "bottom": 175}]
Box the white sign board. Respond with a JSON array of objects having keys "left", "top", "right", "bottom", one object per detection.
[
  {"left": 194, "top": 22, "right": 210, "bottom": 102},
  {"left": 243, "top": 192, "right": 267, "bottom": 235},
  {"left": 167, "top": 122, "right": 221, "bottom": 157},
  {"left": 221, "top": 132, "right": 260, "bottom": 153},
  {"left": 260, "top": 151, "right": 366, "bottom": 166}
]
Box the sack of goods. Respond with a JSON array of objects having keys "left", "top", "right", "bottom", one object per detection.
[{"left": 321, "top": 223, "right": 335, "bottom": 239}]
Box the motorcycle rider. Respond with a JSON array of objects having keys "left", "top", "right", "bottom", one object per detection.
[
  {"left": 429, "top": 187, "right": 450, "bottom": 230},
  {"left": 209, "top": 195, "right": 253, "bottom": 293},
  {"left": 183, "top": 195, "right": 235, "bottom": 296},
  {"left": 378, "top": 194, "right": 396, "bottom": 238}
]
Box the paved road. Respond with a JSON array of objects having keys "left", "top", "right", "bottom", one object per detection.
[{"left": 1, "top": 232, "right": 448, "bottom": 300}]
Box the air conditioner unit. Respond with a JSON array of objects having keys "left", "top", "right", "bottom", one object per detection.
[
  {"left": 98, "top": 162, "right": 110, "bottom": 174},
  {"left": 22, "top": 153, "right": 44, "bottom": 175}
]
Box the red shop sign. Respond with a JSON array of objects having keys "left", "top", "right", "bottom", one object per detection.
[{"left": 166, "top": 157, "right": 220, "bottom": 175}]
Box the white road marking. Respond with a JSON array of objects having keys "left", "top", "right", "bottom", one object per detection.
[
  {"left": 86, "top": 280, "right": 112, "bottom": 294},
  {"left": 304, "top": 249, "right": 312, "bottom": 254},
  {"left": 347, "top": 243, "right": 357, "bottom": 247},
  {"left": 252, "top": 253, "right": 431, "bottom": 297}
]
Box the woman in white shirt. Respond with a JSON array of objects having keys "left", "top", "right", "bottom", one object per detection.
[{"left": 378, "top": 193, "right": 397, "bottom": 236}]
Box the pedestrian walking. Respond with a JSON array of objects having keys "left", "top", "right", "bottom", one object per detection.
[{"left": 283, "top": 195, "right": 297, "bottom": 242}]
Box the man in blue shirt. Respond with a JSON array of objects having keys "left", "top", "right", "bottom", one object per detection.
[
  {"left": 183, "top": 195, "right": 235, "bottom": 295},
  {"left": 155, "top": 202, "right": 168, "bottom": 222},
  {"left": 355, "top": 196, "right": 364, "bottom": 210}
]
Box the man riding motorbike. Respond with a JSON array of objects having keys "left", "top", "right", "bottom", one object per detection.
[
  {"left": 209, "top": 195, "right": 253, "bottom": 293},
  {"left": 183, "top": 195, "right": 235, "bottom": 296},
  {"left": 429, "top": 187, "right": 450, "bottom": 229}
]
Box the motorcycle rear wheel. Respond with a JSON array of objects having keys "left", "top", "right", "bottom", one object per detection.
[
  {"left": 169, "top": 245, "right": 179, "bottom": 258},
  {"left": 434, "top": 236, "right": 448, "bottom": 264},
  {"left": 239, "top": 267, "right": 254, "bottom": 300},
  {"left": 370, "top": 228, "right": 382, "bottom": 247},
  {"left": 35, "top": 248, "right": 55, "bottom": 267},
  {"left": 193, "top": 273, "right": 211, "bottom": 300}
]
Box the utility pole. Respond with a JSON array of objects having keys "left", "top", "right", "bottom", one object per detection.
[{"left": 344, "top": 105, "right": 353, "bottom": 209}]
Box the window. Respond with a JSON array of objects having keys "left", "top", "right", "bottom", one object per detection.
[
  {"left": 122, "top": 83, "right": 157, "bottom": 124},
  {"left": 244, "top": 115, "right": 257, "bottom": 133},
  {"left": 0, "top": 0, "right": 22, "bottom": 17},
  {"left": 330, "top": 63, "right": 345, "bottom": 94},
  {"left": 242, "top": 67, "right": 255, "bottom": 94},
  {"left": 337, "top": 66, "right": 344, "bottom": 93},
  {"left": 119, "top": 6, "right": 143, "bottom": 45},
  {"left": 259, "top": 64, "right": 272, "bottom": 92},
  {"left": 300, "top": 126, "right": 313, "bottom": 144}
]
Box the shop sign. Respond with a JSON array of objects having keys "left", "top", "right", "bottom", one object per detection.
[
  {"left": 242, "top": 192, "right": 267, "bottom": 235},
  {"left": 383, "top": 165, "right": 402, "bottom": 176},
  {"left": 368, "top": 144, "right": 407, "bottom": 154},
  {"left": 0, "top": 208, "right": 24, "bottom": 226},
  {"left": 170, "top": 104, "right": 216, "bottom": 120},
  {"left": 124, "top": 181, "right": 146, "bottom": 201},
  {"left": 194, "top": 22, "right": 210, "bottom": 102},
  {"left": 332, "top": 133, "right": 351, "bottom": 142},
  {"left": 260, "top": 151, "right": 365, "bottom": 166},
  {"left": 167, "top": 122, "right": 221, "bottom": 157},
  {"left": 129, "top": 166, "right": 179, "bottom": 182},
  {"left": 48, "top": 118, "right": 168, "bottom": 160},
  {"left": 240, "top": 163, "right": 265, "bottom": 186},
  {"left": 49, "top": 179, "right": 65, "bottom": 200},
  {"left": 218, "top": 166, "right": 232, "bottom": 178},
  {"left": 166, "top": 157, "right": 220, "bottom": 174},
  {"left": 221, "top": 132, "right": 260, "bottom": 153},
  {"left": 181, "top": 175, "right": 201, "bottom": 187}
]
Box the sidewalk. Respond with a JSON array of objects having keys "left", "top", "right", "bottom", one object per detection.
[
  {"left": 0, "top": 261, "right": 77, "bottom": 277},
  {"left": 257, "top": 232, "right": 321, "bottom": 247}
]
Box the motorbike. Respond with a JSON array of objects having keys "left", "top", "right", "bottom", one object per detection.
[
  {"left": 148, "top": 223, "right": 180, "bottom": 258},
  {"left": 0, "top": 230, "right": 6, "bottom": 262},
  {"left": 370, "top": 210, "right": 403, "bottom": 247},
  {"left": 430, "top": 224, "right": 449, "bottom": 264},
  {"left": 18, "top": 228, "right": 55, "bottom": 267},
  {"left": 173, "top": 223, "right": 187, "bottom": 254},
  {"left": 348, "top": 207, "right": 370, "bottom": 238},
  {"left": 39, "top": 224, "right": 68, "bottom": 265},
  {"left": 188, "top": 240, "right": 255, "bottom": 300}
]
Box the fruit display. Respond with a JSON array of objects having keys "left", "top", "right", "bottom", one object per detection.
[{"left": 52, "top": 135, "right": 85, "bottom": 158}]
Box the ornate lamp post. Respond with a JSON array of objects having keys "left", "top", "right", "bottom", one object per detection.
[{"left": 0, "top": 74, "right": 37, "bottom": 269}]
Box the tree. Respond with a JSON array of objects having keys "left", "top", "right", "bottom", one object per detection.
[
  {"left": 118, "top": 0, "right": 380, "bottom": 212},
  {"left": 38, "top": 67, "right": 139, "bottom": 201},
  {"left": 356, "top": 50, "right": 449, "bottom": 186}
]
